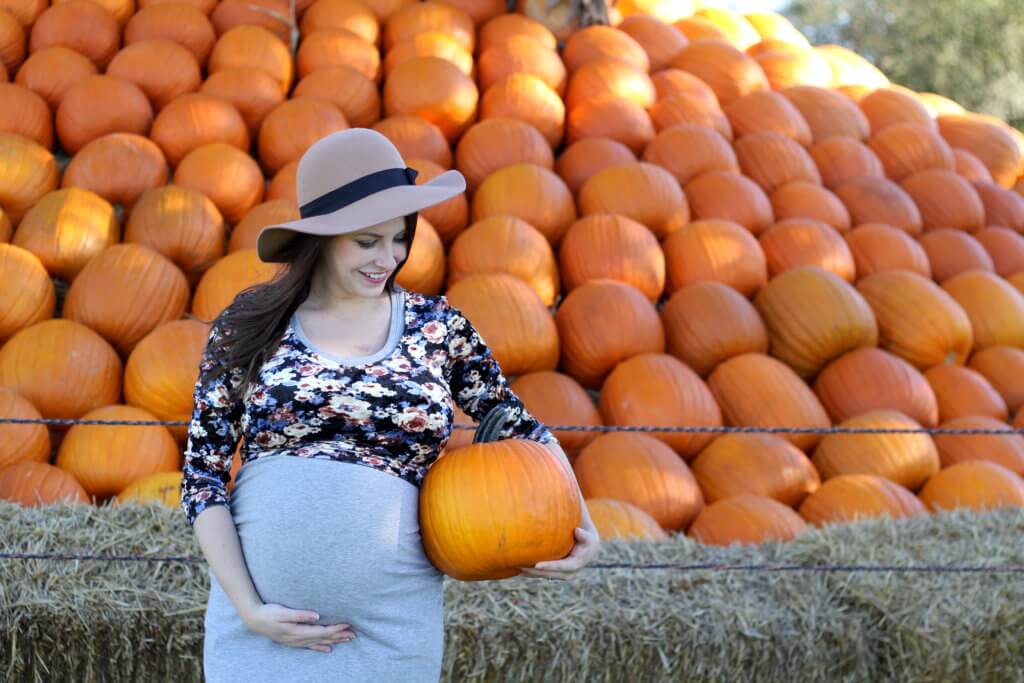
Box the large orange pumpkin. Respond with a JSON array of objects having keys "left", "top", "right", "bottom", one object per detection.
[
  {"left": 585, "top": 498, "right": 668, "bottom": 542},
  {"left": 919, "top": 460, "right": 1024, "bottom": 512},
  {"left": 641, "top": 124, "right": 738, "bottom": 186},
  {"left": 384, "top": 1, "right": 474, "bottom": 52},
  {"left": 809, "top": 137, "right": 885, "bottom": 189},
  {"left": 476, "top": 35, "right": 565, "bottom": 95},
  {"left": 299, "top": 0, "right": 379, "bottom": 43},
  {"left": 0, "top": 387, "right": 50, "bottom": 469},
  {"left": 106, "top": 39, "right": 202, "bottom": 111},
  {"left": 191, "top": 249, "right": 284, "bottom": 322},
  {"left": 691, "top": 433, "right": 820, "bottom": 506},
  {"left": 555, "top": 279, "right": 664, "bottom": 389},
  {"left": 968, "top": 346, "right": 1024, "bottom": 416},
  {"left": 56, "top": 75, "right": 155, "bottom": 155},
  {"left": 229, "top": 200, "right": 300, "bottom": 253},
  {"left": 734, "top": 130, "right": 822, "bottom": 194},
  {"left": 478, "top": 73, "right": 565, "bottom": 149},
  {"left": 932, "top": 415, "right": 1024, "bottom": 475},
  {"left": 566, "top": 97, "right": 655, "bottom": 153},
  {"left": 669, "top": 40, "right": 769, "bottom": 106},
  {"left": 797, "top": 474, "right": 926, "bottom": 527},
  {"left": 14, "top": 45, "right": 97, "bottom": 110},
  {"left": 509, "top": 370, "right": 602, "bottom": 457},
  {"left": 29, "top": 0, "right": 120, "bottom": 69},
  {"left": 115, "top": 470, "right": 184, "bottom": 508},
  {"left": 174, "top": 142, "right": 265, "bottom": 223},
  {"left": 941, "top": 269, "right": 1024, "bottom": 350},
  {"left": 0, "top": 243, "right": 54, "bottom": 342},
  {"left": 207, "top": 24, "right": 294, "bottom": 94},
  {"left": 0, "top": 132, "right": 57, "bottom": 223},
  {"left": 394, "top": 215, "right": 445, "bottom": 295},
  {"left": 199, "top": 67, "right": 285, "bottom": 137},
  {"left": 405, "top": 158, "right": 468, "bottom": 244},
  {"left": 867, "top": 122, "right": 955, "bottom": 182},
  {"left": 923, "top": 363, "right": 1008, "bottom": 423},
  {"left": 293, "top": 66, "right": 380, "bottom": 130},
  {"left": 0, "top": 460, "right": 90, "bottom": 506},
  {"left": 554, "top": 137, "right": 634, "bottom": 194},
  {"left": 684, "top": 171, "right": 775, "bottom": 235},
  {"left": 0, "top": 83, "right": 52, "bottom": 149},
  {"left": 383, "top": 56, "right": 478, "bottom": 143},
  {"left": 61, "top": 133, "right": 168, "bottom": 209},
  {"left": 688, "top": 494, "right": 806, "bottom": 546},
  {"left": 769, "top": 181, "right": 852, "bottom": 232},
  {"left": 757, "top": 218, "right": 856, "bottom": 281},
  {"left": 385, "top": 31, "right": 474, "bottom": 78},
  {"left": 470, "top": 162, "right": 576, "bottom": 245},
  {"left": 780, "top": 85, "right": 869, "bottom": 143},
  {"left": 373, "top": 114, "right": 452, "bottom": 168},
  {"left": 564, "top": 57, "right": 654, "bottom": 112},
  {"left": 936, "top": 114, "right": 1022, "bottom": 188},
  {"left": 974, "top": 226, "right": 1024, "bottom": 276},
  {"left": 453, "top": 117, "right": 553, "bottom": 192},
  {"left": 577, "top": 161, "right": 689, "bottom": 240},
  {"left": 917, "top": 229, "right": 994, "bottom": 283},
  {"left": 842, "top": 222, "right": 931, "bottom": 280},
  {"left": 258, "top": 97, "right": 349, "bottom": 175},
  {"left": 661, "top": 219, "right": 768, "bottom": 297},
  {"left": 124, "top": 4, "right": 216, "bottom": 67},
  {"left": 149, "top": 92, "right": 249, "bottom": 167},
  {"left": 557, "top": 213, "right": 664, "bottom": 303},
  {"left": 477, "top": 12, "right": 557, "bottom": 53},
  {"left": 562, "top": 24, "right": 648, "bottom": 73}
]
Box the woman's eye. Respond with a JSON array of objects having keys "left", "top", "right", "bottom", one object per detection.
[{"left": 357, "top": 241, "right": 375, "bottom": 248}]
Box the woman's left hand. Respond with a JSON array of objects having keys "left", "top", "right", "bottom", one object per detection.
[{"left": 516, "top": 527, "right": 602, "bottom": 581}]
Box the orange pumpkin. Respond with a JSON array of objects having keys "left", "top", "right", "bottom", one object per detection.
[
  {"left": 797, "top": 474, "right": 926, "bottom": 527},
  {"left": 562, "top": 24, "right": 648, "bottom": 73},
  {"left": 382, "top": 56, "right": 478, "bottom": 142},
  {"left": 859, "top": 87, "right": 935, "bottom": 135},
  {"left": 936, "top": 114, "right": 1022, "bottom": 189},
  {"left": 510, "top": 371, "right": 603, "bottom": 457},
  {"left": 394, "top": 215, "right": 445, "bottom": 295},
  {"left": 477, "top": 12, "right": 557, "bottom": 53},
  {"left": 648, "top": 92, "right": 731, "bottom": 139},
  {"left": 14, "top": 45, "right": 97, "bottom": 110},
  {"left": 2, "top": 0, "right": 48, "bottom": 27},
  {"left": 932, "top": 415, "right": 1024, "bottom": 475},
  {"left": 554, "top": 137, "right": 635, "bottom": 194},
  {"left": 404, "top": 159, "right": 467, "bottom": 245},
  {"left": 124, "top": 4, "right": 216, "bottom": 66},
  {"left": 173, "top": 142, "right": 265, "bottom": 223},
  {"left": 191, "top": 249, "right": 284, "bottom": 322},
  {"left": 941, "top": 269, "right": 1024, "bottom": 350},
  {"left": 106, "top": 39, "right": 202, "bottom": 111},
  {"left": 12, "top": 187, "right": 118, "bottom": 281},
  {"left": 917, "top": 229, "right": 994, "bottom": 283},
  {"left": 688, "top": 494, "right": 806, "bottom": 546},
  {"left": 557, "top": 213, "right": 664, "bottom": 303},
  {"left": 266, "top": 160, "right": 298, "bottom": 202},
  {"left": 55, "top": 404, "right": 180, "bottom": 499},
  {"left": 0, "top": 318, "right": 122, "bottom": 420},
  {"left": 708, "top": 352, "right": 831, "bottom": 451},
  {"left": 833, "top": 176, "right": 923, "bottom": 235},
  {"left": 0, "top": 387, "right": 51, "bottom": 469},
  {"left": 0, "top": 243, "right": 54, "bottom": 342},
  {"left": 769, "top": 181, "right": 852, "bottom": 232},
  {"left": 115, "top": 470, "right": 184, "bottom": 508},
  {"left": 953, "top": 148, "right": 994, "bottom": 184},
  {"left": 650, "top": 68, "right": 718, "bottom": 107},
  {"left": 385, "top": 31, "right": 473, "bottom": 78},
  {"left": 919, "top": 460, "right": 1024, "bottom": 512},
  {"left": 0, "top": 461, "right": 90, "bottom": 506},
  {"left": 669, "top": 40, "right": 769, "bottom": 106},
  {"left": 692, "top": 433, "right": 819, "bottom": 506},
  {"left": 149, "top": 92, "right": 249, "bottom": 167},
  {"left": 780, "top": 85, "right": 870, "bottom": 143},
  {"left": 684, "top": 171, "right": 775, "bottom": 235},
  {"left": 454, "top": 118, "right": 554, "bottom": 192},
  {"left": 61, "top": 133, "right": 168, "bottom": 209},
  {"left": 373, "top": 114, "right": 452, "bottom": 168},
  {"left": 125, "top": 185, "right": 226, "bottom": 287},
  {"left": 0, "top": 83, "right": 52, "bottom": 148},
  {"left": 419, "top": 434, "right": 580, "bottom": 581},
  {"left": 446, "top": 215, "right": 558, "bottom": 306},
  {"left": 566, "top": 97, "right": 655, "bottom": 154},
  {"left": 207, "top": 24, "right": 294, "bottom": 94},
  {"left": 973, "top": 226, "right": 1024, "bottom": 277},
  {"left": 757, "top": 219, "right": 856, "bottom": 281},
  {"left": 867, "top": 122, "right": 955, "bottom": 182},
  {"left": 479, "top": 73, "right": 565, "bottom": 149},
  {"left": 598, "top": 352, "right": 722, "bottom": 458},
  {"left": 755, "top": 48, "right": 833, "bottom": 90},
  {"left": 257, "top": 97, "right": 349, "bottom": 175},
  {"left": 384, "top": 1, "right": 474, "bottom": 52},
  {"left": 293, "top": 66, "right": 381, "bottom": 129},
  {"left": 229, "top": 199, "right": 300, "bottom": 253},
  {"left": 573, "top": 432, "right": 704, "bottom": 531},
  {"left": 199, "top": 68, "right": 284, "bottom": 138},
  {"left": 812, "top": 409, "right": 939, "bottom": 490},
  {"left": 842, "top": 222, "right": 931, "bottom": 280},
  {"left": 564, "top": 57, "right": 655, "bottom": 112},
  {"left": 29, "top": 0, "right": 120, "bottom": 69},
  {"left": 641, "top": 124, "right": 738, "bottom": 186},
  {"left": 617, "top": 14, "right": 688, "bottom": 73},
  {"left": 444, "top": 272, "right": 559, "bottom": 376},
  {"left": 299, "top": 0, "right": 378, "bottom": 43},
  {"left": 578, "top": 162, "right": 689, "bottom": 240},
  {"left": 476, "top": 35, "right": 565, "bottom": 95},
  {"left": 813, "top": 347, "right": 939, "bottom": 426},
  {"left": 56, "top": 75, "right": 155, "bottom": 155},
  {"left": 470, "top": 163, "right": 576, "bottom": 245},
  {"left": 899, "top": 168, "right": 985, "bottom": 232},
  {"left": 968, "top": 346, "right": 1024, "bottom": 416},
  {"left": 972, "top": 181, "right": 1024, "bottom": 232},
  {"left": 735, "top": 130, "right": 822, "bottom": 194},
  {"left": 809, "top": 137, "right": 885, "bottom": 189},
  {"left": 124, "top": 318, "right": 211, "bottom": 445},
  {"left": 661, "top": 219, "right": 768, "bottom": 297},
  {"left": 585, "top": 498, "right": 668, "bottom": 542},
  {"left": 923, "top": 363, "right": 1008, "bottom": 423},
  {"left": 722, "top": 89, "right": 812, "bottom": 146}
]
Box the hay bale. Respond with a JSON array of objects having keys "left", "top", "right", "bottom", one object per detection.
[{"left": 1, "top": 500, "right": 1023, "bottom": 682}]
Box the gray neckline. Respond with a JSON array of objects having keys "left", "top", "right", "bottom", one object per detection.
[{"left": 290, "top": 287, "right": 406, "bottom": 365}]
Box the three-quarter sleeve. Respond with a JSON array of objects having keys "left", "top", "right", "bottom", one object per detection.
[
  {"left": 180, "top": 324, "right": 247, "bottom": 527},
  {"left": 441, "top": 298, "right": 558, "bottom": 446}
]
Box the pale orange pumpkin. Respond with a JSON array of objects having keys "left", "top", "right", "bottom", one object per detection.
[
  {"left": 641, "top": 124, "right": 738, "bottom": 186},
  {"left": 555, "top": 279, "right": 665, "bottom": 389},
  {"left": 797, "top": 474, "right": 926, "bottom": 527},
  {"left": 56, "top": 404, "right": 180, "bottom": 499},
  {"left": 149, "top": 92, "right": 249, "bottom": 167},
  {"left": 755, "top": 48, "right": 833, "bottom": 90},
  {"left": 917, "top": 229, "right": 994, "bottom": 283},
  {"left": 199, "top": 67, "right": 285, "bottom": 137},
  {"left": 968, "top": 346, "right": 1024, "bottom": 416},
  {"left": 918, "top": 460, "right": 1024, "bottom": 512},
  {"left": 446, "top": 215, "right": 558, "bottom": 306},
  {"left": 0, "top": 460, "right": 90, "bottom": 506},
  {"left": 672, "top": 16, "right": 731, "bottom": 44},
  {"left": 29, "top": 0, "right": 120, "bottom": 69},
  {"left": 708, "top": 352, "right": 831, "bottom": 451},
  {"left": 867, "top": 122, "right": 955, "bottom": 182},
  {"left": 173, "top": 142, "right": 265, "bottom": 223},
  {"left": 229, "top": 199, "right": 300, "bottom": 253},
  {"left": 669, "top": 40, "right": 769, "bottom": 106},
  {"left": 585, "top": 498, "right": 668, "bottom": 542},
  {"left": 56, "top": 75, "right": 155, "bottom": 155},
  {"left": 562, "top": 24, "right": 648, "bottom": 73},
  {"left": 0, "top": 387, "right": 50, "bottom": 469},
  {"left": 693, "top": 433, "right": 820, "bottom": 506},
  {"left": 650, "top": 68, "right": 718, "bottom": 107},
  {"left": 757, "top": 219, "right": 856, "bottom": 281},
  {"left": 476, "top": 35, "right": 565, "bottom": 95},
  {"left": 923, "top": 363, "right": 1008, "bottom": 423},
  {"left": 299, "top": 0, "right": 378, "bottom": 43},
  {"left": 0, "top": 130, "right": 57, "bottom": 223},
  {"left": 0, "top": 318, "right": 122, "bottom": 420},
  {"left": 125, "top": 185, "right": 226, "bottom": 287},
  {"left": 419, "top": 433, "right": 579, "bottom": 581},
  {"left": 293, "top": 66, "right": 381, "bottom": 129},
  {"left": 598, "top": 352, "right": 722, "bottom": 458},
  {"left": 780, "top": 85, "right": 870, "bottom": 143},
  {"left": 735, "top": 130, "right": 822, "bottom": 194},
  {"left": 124, "top": 318, "right": 210, "bottom": 445},
  {"left": 405, "top": 158, "right": 468, "bottom": 244},
  {"left": 972, "top": 181, "right": 1024, "bottom": 232},
  {"left": 479, "top": 73, "right": 565, "bottom": 149},
  {"left": 106, "top": 39, "right": 202, "bottom": 111},
  {"left": 373, "top": 115, "right": 452, "bottom": 168},
  {"left": 858, "top": 87, "right": 936, "bottom": 135},
  {"left": 941, "top": 269, "right": 1024, "bottom": 350},
  {"left": 394, "top": 215, "right": 445, "bottom": 295},
  {"left": 257, "top": 97, "right": 349, "bottom": 175},
  {"left": 207, "top": 24, "right": 294, "bottom": 94},
  {"left": 124, "top": 4, "right": 216, "bottom": 66},
  {"left": 0, "top": 83, "right": 52, "bottom": 148},
  {"left": 661, "top": 281, "right": 768, "bottom": 377},
  {"left": 842, "top": 222, "right": 931, "bottom": 280},
  {"left": 191, "top": 249, "right": 284, "bottom": 322},
  {"left": 769, "top": 181, "right": 852, "bottom": 232},
  {"left": 900, "top": 168, "right": 985, "bottom": 232},
  {"left": 61, "top": 133, "right": 169, "bottom": 209},
  {"left": 12, "top": 187, "right": 118, "bottom": 282},
  {"left": 661, "top": 218, "right": 768, "bottom": 297},
  {"left": 953, "top": 148, "right": 994, "bottom": 184},
  {"left": 688, "top": 494, "right": 806, "bottom": 546},
  {"left": 14, "top": 45, "right": 97, "bottom": 110},
  {"left": 385, "top": 32, "right": 473, "bottom": 78},
  {"left": 510, "top": 371, "right": 602, "bottom": 457},
  {"left": 812, "top": 409, "right": 939, "bottom": 490},
  {"left": 0, "top": 242, "right": 53, "bottom": 345},
  {"left": 936, "top": 114, "right": 1022, "bottom": 188},
  {"left": 444, "top": 272, "right": 559, "bottom": 376},
  {"left": 932, "top": 415, "right": 1024, "bottom": 475},
  {"left": 833, "top": 176, "right": 923, "bottom": 235},
  {"left": 578, "top": 162, "right": 689, "bottom": 240},
  {"left": 477, "top": 12, "right": 557, "bottom": 53},
  {"left": 454, "top": 118, "right": 554, "bottom": 192},
  {"left": 557, "top": 213, "right": 664, "bottom": 303},
  {"left": 567, "top": 97, "right": 655, "bottom": 154},
  {"left": 809, "top": 137, "right": 885, "bottom": 189},
  {"left": 814, "top": 347, "right": 938, "bottom": 426},
  {"left": 617, "top": 14, "right": 687, "bottom": 73},
  {"left": 115, "top": 470, "right": 184, "bottom": 508},
  {"left": 648, "top": 92, "right": 731, "bottom": 139},
  {"left": 973, "top": 227, "right": 1024, "bottom": 278},
  {"left": 383, "top": 56, "right": 478, "bottom": 142},
  {"left": 564, "top": 57, "right": 655, "bottom": 112},
  {"left": 384, "top": 1, "right": 474, "bottom": 52},
  {"left": 722, "top": 89, "right": 812, "bottom": 146},
  {"left": 694, "top": 7, "right": 761, "bottom": 50},
  {"left": 683, "top": 171, "right": 775, "bottom": 235},
  {"left": 573, "top": 432, "right": 704, "bottom": 531},
  {"left": 470, "top": 162, "right": 576, "bottom": 246}
]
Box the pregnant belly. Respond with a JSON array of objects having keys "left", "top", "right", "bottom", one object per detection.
[{"left": 228, "top": 455, "right": 443, "bottom": 628}]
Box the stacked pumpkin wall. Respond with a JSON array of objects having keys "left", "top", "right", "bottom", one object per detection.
[{"left": 1, "top": 0, "right": 1024, "bottom": 546}]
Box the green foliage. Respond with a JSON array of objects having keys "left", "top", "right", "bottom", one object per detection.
[{"left": 783, "top": 0, "right": 1024, "bottom": 129}]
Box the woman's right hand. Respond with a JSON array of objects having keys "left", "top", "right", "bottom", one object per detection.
[{"left": 240, "top": 603, "right": 356, "bottom": 653}]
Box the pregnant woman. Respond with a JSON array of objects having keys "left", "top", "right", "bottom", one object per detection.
[{"left": 180, "top": 129, "right": 600, "bottom": 682}]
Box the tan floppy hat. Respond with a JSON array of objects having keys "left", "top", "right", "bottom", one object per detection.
[{"left": 256, "top": 128, "right": 466, "bottom": 262}]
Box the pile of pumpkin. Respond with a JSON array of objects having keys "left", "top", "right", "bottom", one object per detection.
[{"left": 2, "top": 0, "right": 1024, "bottom": 549}]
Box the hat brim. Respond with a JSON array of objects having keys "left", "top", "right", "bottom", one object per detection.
[{"left": 256, "top": 169, "right": 466, "bottom": 262}]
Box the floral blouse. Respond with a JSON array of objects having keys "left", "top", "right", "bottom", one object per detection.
[{"left": 179, "top": 285, "right": 558, "bottom": 527}]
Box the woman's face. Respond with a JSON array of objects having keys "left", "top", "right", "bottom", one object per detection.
[{"left": 319, "top": 215, "right": 410, "bottom": 296}]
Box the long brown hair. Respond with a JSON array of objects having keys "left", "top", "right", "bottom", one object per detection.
[{"left": 201, "top": 213, "right": 418, "bottom": 402}]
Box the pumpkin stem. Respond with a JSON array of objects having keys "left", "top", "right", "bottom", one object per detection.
[{"left": 473, "top": 406, "right": 511, "bottom": 444}]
